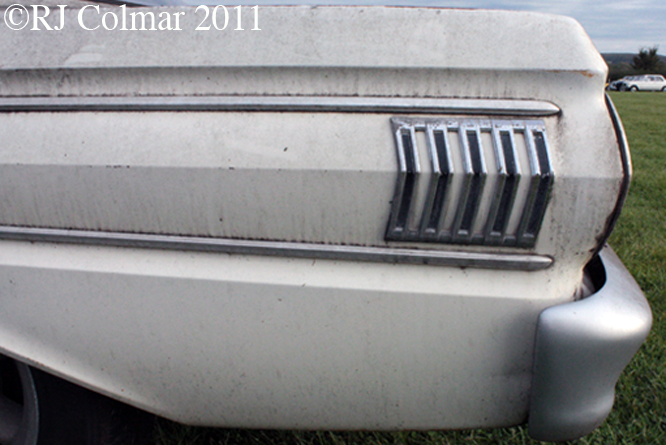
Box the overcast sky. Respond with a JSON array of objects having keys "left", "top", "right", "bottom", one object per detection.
[
  {"left": 441, "top": 0, "right": 666, "bottom": 53},
  {"left": 142, "top": 0, "right": 664, "bottom": 53}
]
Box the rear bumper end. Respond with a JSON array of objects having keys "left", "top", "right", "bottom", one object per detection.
[{"left": 528, "top": 246, "right": 652, "bottom": 442}]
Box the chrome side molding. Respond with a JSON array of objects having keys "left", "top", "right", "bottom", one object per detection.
[
  {"left": 594, "top": 94, "right": 632, "bottom": 256},
  {"left": 0, "top": 226, "right": 553, "bottom": 271},
  {"left": 0, "top": 95, "right": 560, "bottom": 116},
  {"left": 387, "top": 118, "right": 553, "bottom": 248}
]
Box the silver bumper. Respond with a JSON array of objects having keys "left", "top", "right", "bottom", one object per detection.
[{"left": 528, "top": 246, "right": 652, "bottom": 442}]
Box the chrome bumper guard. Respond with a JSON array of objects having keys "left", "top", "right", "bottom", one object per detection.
[{"left": 528, "top": 246, "right": 652, "bottom": 442}]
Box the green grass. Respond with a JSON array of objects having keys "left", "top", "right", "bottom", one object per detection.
[{"left": 154, "top": 92, "right": 666, "bottom": 445}]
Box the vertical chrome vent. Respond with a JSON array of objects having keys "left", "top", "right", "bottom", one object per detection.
[{"left": 386, "top": 118, "right": 553, "bottom": 248}]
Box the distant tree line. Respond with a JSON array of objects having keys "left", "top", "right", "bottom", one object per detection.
[{"left": 606, "top": 46, "right": 666, "bottom": 81}]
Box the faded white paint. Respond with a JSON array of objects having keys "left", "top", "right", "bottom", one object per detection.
[
  {"left": 0, "top": 6, "right": 627, "bottom": 430},
  {"left": 0, "top": 240, "right": 577, "bottom": 428}
]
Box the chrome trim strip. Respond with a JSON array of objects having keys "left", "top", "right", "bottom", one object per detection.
[
  {"left": 0, "top": 95, "right": 561, "bottom": 115},
  {"left": 595, "top": 94, "right": 632, "bottom": 256},
  {"left": 454, "top": 126, "right": 487, "bottom": 242},
  {"left": 486, "top": 125, "right": 521, "bottom": 244},
  {"left": 517, "top": 127, "right": 541, "bottom": 244},
  {"left": 516, "top": 124, "right": 553, "bottom": 247},
  {"left": 451, "top": 125, "right": 474, "bottom": 241},
  {"left": 420, "top": 126, "right": 452, "bottom": 240},
  {"left": 387, "top": 118, "right": 551, "bottom": 248},
  {"left": 0, "top": 226, "right": 552, "bottom": 271},
  {"left": 418, "top": 126, "right": 440, "bottom": 239},
  {"left": 527, "top": 130, "right": 553, "bottom": 233},
  {"left": 486, "top": 126, "right": 509, "bottom": 242},
  {"left": 386, "top": 125, "right": 417, "bottom": 239}
]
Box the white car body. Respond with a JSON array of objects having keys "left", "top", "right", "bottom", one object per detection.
[
  {"left": 620, "top": 74, "right": 666, "bottom": 91},
  {"left": 0, "top": 3, "right": 652, "bottom": 443}
]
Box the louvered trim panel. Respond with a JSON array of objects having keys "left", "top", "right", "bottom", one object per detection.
[{"left": 386, "top": 118, "right": 553, "bottom": 248}]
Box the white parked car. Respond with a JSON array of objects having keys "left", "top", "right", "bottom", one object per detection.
[
  {"left": 618, "top": 74, "right": 666, "bottom": 91},
  {"left": 0, "top": 2, "right": 652, "bottom": 444}
]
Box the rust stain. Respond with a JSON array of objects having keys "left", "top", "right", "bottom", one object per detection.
[{"left": 547, "top": 69, "right": 597, "bottom": 78}]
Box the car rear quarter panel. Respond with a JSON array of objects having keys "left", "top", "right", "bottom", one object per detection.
[{"left": 0, "top": 5, "right": 629, "bottom": 430}]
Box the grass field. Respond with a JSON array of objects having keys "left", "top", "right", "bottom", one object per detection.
[{"left": 155, "top": 92, "right": 666, "bottom": 445}]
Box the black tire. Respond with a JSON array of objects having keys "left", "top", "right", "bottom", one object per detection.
[
  {"left": 630, "top": 85, "right": 638, "bottom": 92},
  {"left": 0, "top": 357, "right": 37, "bottom": 445},
  {"left": 662, "top": 86, "right": 666, "bottom": 92},
  {"left": 0, "top": 356, "right": 154, "bottom": 445}
]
